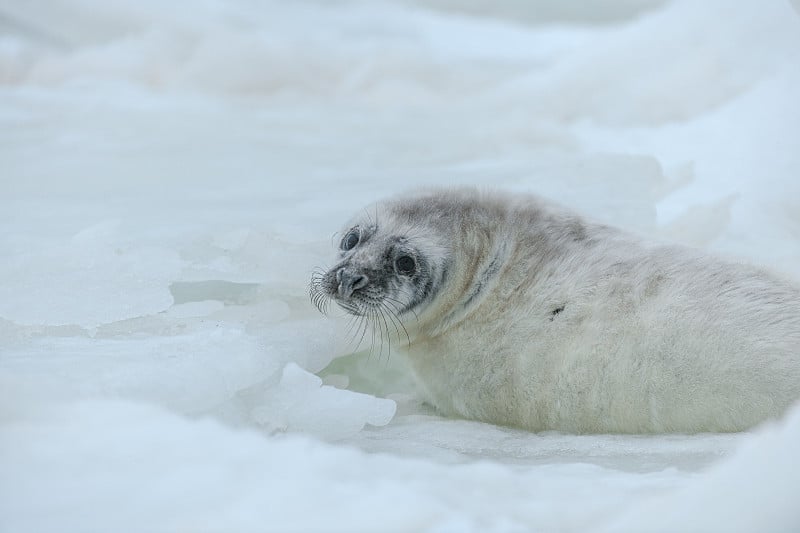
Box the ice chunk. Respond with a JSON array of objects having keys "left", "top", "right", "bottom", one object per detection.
[
  {"left": 0, "top": 327, "right": 277, "bottom": 416},
  {"left": 250, "top": 362, "right": 396, "bottom": 440},
  {"left": 0, "top": 221, "right": 181, "bottom": 328}
]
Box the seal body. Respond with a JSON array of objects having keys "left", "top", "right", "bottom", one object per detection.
[{"left": 312, "top": 188, "right": 800, "bottom": 433}]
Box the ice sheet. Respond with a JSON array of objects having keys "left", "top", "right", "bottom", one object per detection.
[{"left": 1, "top": 0, "right": 799, "bottom": 531}]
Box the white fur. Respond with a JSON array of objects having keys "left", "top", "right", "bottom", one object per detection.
[{"left": 337, "top": 188, "right": 800, "bottom": 433}]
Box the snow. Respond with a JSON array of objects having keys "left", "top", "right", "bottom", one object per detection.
[{"left": 1, "top": 0, "right": 799, "bottom": 531}]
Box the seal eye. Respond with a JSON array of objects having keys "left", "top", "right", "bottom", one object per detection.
[
  {"left": 341, "top": 231, "right": 359, "bottom": 251},
  {"left": 395, "top": 255, "right": 416, "bottom": 275}
]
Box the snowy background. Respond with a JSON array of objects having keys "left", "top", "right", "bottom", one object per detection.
[{"left": 2, "top": 0, "right": 800, "bottom": 531}]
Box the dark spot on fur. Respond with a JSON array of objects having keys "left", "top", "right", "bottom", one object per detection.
[{"left": 550, "top": 305, "right": 565, "bottom": 320}]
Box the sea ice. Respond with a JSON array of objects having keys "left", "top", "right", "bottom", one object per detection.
[{"left": 1, "top": 0, "right": 799, "bottom": 531}]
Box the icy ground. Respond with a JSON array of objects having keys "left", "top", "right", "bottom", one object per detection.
[{"left": 1, "top": 1, "right": 800, "bottom": 531}]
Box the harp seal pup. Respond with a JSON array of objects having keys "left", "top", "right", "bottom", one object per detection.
[{"left": 311, "top": 188, "right": 800, "bottom": 433}]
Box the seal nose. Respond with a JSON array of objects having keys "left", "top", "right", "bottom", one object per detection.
[{"left": 336, "top": 268, "right": 368, "bottom": 298}]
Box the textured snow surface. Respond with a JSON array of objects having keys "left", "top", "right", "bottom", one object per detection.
[{"left": 1, "top": 0, "right": 800, "bottom": 531}]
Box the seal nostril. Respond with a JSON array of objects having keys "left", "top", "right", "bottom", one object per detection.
[
  {"left": 351, "top": 274, "right": 368, "bottom": 291},
  {"left": 337, "top": 269, "right": 369, "bottom": 298}
]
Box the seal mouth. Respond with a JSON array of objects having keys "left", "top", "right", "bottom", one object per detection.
[{"left": 331, "top": 294, "right": 375, "bottom": 317}]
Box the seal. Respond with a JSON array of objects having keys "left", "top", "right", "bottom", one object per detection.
[{"left": 310, "top": 188, "right": 800, "bottom": 433}]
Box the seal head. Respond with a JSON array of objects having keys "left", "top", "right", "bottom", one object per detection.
[{"left": 310, "top": 200, "right": 457, "bottom": 352}]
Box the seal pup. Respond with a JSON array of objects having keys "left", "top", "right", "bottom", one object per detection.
[{"left": 310, "top": 188, "right": 800, "bottom": 433}]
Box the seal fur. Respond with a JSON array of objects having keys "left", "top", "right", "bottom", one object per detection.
[{"left": 311, "top": 188, "right": 800, "bottom": 433}]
